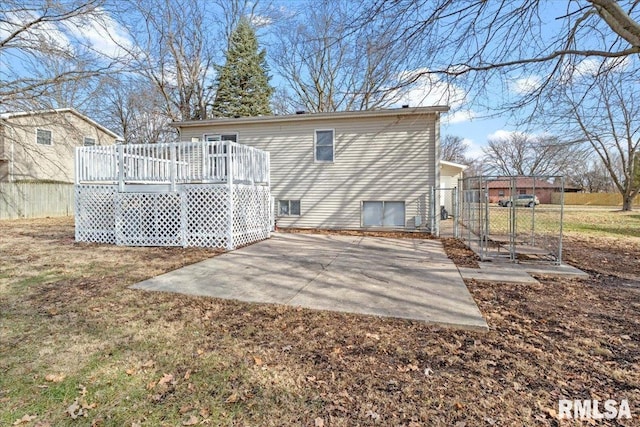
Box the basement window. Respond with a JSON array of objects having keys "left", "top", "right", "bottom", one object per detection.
[
  {"left": 279, "top": 200, "right": 301, "bottom": 216},
  {"left": 83, "top": 137, "right": 96, "bottom": 146},
  {"left": 362, "top": 201, "right": 405, "bottom": 227}
]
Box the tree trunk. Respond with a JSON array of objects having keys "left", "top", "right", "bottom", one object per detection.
[{"left": 622, "top": 194, "right": 634, "bottom": 211}]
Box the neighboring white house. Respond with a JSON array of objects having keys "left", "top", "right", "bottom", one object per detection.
[
  {"left": 174, "top": 106, "right": 449, "bottom": 230},
  {"left": 439, "top": 160, "right": 467, "bottom": 214},
  {"left": 0, "top": 108, "right": 122, "bottom": 183}
]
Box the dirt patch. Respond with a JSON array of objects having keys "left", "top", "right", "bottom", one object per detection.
[
  {"left": 1, "top": 218, "right": 639, "bottom": 425},
  {"left": 441, "top": 237, "right": 480, "bottom": 268},
  {"left": 563, "top": 233, "right": 640, "bottom": 280}
]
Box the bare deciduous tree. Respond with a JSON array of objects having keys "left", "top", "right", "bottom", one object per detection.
[
  {"left": 0, "top": 0, "right": 119, "bottom": 110},
  {"left": 271, "top": 0, "right": 418, "bottom": 112},
  {"left": 482, "top": 132, "right": 585, "bottom": 177},
  {"left": 441, "top": 135, "right": 470, "bottom": 164},
  {"left": 553, "top": 61, "right": 640, "bottom": 210},
  {"left": 120, "top": 0, "right": 219, "bottom": 121},
  {"left": 566, "top": 157, "right": 615, "bottom": 193},
  {"left": 100, "top": 76, "right": 175, "bottom": 144}
]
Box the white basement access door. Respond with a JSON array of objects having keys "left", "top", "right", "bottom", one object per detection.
[{"left": 362, "top": 201, "right": 405, "bottom": 227}]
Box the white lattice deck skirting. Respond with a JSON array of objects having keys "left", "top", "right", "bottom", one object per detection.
[{"left": 75, "top": 141, "right": 271, "bottom": 250}]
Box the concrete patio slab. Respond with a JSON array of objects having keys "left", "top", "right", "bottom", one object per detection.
[
  {"left": 478, "top": 260, "right": 590, "bottom": 279},
  {"left": 458, "top": 267, "right": 541, "bottom": 284},
  {"left": 131, "top": 233, "right": 488, "bottom": 330}
]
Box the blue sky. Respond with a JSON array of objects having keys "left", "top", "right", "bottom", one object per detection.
[{"left": 0, "top": 0, "right": 594, "bottom": 157}]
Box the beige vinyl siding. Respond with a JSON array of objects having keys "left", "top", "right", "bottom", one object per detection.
[
  {"left": 178, "top": 113, "right": 438, "bottom": 229},
  {"left": 4, "top": 111, "right": 118, "bottom": 183}
]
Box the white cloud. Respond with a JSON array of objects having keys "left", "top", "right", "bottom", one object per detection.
[
  {"left": 391, "top": 68, "right": 476, "bottom": 124},
  {"left": 487, "top": 129, "right": 521, "bottom": 140},
  {"left": 65, "top": 10, "right": 134, "bottom": 59},
  {"left": 462, "top": 137, "right": 484, "bottom": 159},
  {"left": 510, "top": 75, "right": 542, "bottom": 94},
  {"left": 0, "top": 8, "right": 133, "bottom": 61},
  {"left": 0, "top": 10, "right": 73, "bottom": 53},
  {"left": 249, "top": 14, "right": 273, "bottom": 27},
  {"left": 559, "top": 56, "right": 632, "bottom": 84}
]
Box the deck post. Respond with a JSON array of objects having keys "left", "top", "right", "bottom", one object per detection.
[
  {"left": 117, "top": 144, "right": 124, "bottom": 192},
  {"left": 226, "top": 142, "right": 234, "bottom": 250},
  {"left": 170, "top": 142, "right": 177, "bottom": 192},
  {"left": 74, "top": 147, "right": 80, "bottom": 184}
]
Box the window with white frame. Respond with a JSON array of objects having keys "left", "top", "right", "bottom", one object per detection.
[
  {"left": 83, "top": 137, "right": 96, "bottom": 146},
  {"left": 315, "top": 129, "right": 334, "bottom": 162},
  {"left": 362, "top": 201, "right": 405, "bottom": 227},
  {"left": 36, "top": 129, "right": 52, "bottom": 146},
  {"left": 204, "top": 133, "right": 237, "bottom": 142},
  {"left": 279, "top": 200, "right": 301, "bottom": 216}
]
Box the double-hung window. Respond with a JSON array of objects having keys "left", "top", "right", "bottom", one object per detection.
[
  {"left": 315, "top": 129, "right": 334, "bottom": 162},
  {"left": 36, "top": 129, "right": 52, "bottom": 146}
]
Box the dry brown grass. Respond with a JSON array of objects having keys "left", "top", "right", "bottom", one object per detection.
[{"left": 1, "top": 217, "right": 639, "bottom": 426}]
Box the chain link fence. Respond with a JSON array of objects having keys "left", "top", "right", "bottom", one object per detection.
[{"left": 456, "top": 176, "right": 564, "bottom": 264}]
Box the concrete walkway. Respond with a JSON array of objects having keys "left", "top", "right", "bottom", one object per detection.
[{"left": 132, "top": 233, "right": 488, "bottom": 330}]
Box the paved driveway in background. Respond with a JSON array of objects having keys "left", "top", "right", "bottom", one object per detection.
[{"left": 132, "top": 233, "right": 487, "bottom": 330}]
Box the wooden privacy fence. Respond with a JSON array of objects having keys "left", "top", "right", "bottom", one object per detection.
[
  {"left": 0, "top": 182, "right": 74, "bottom": 219},
  {"left": 551, "top": 192, "right": 640, "bottom": 206}
]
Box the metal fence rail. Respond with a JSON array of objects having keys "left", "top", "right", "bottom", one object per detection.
[{"left": 457, "top": 175, "right": 564, "bottom": 264}]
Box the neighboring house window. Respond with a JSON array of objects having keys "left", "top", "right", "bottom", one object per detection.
[
  {"left": 279, "top": 200, "right": 301, "bottom": 216},
  {"left": 204, "top": 133, "right": 237, "bottom": 142},
  {"left": 36, "top": 129, "right": 52, "bottom": 146},
  {"left": 362, "top": 201, "right": 405, "bottom": 227},
  {"left": 498, "top": 190, "right": 505, "bottom": 197},
  {"left": 519, "top": 189, "right": 527, "bottom": 195},
  {"left": 84, "top": 137, "right": 96, "bottom": 146},
  {"left": 315, "top": 129, "right": 334, "bottom": 162}
]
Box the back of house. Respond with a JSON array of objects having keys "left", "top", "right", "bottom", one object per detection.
[{"left": 175, "top": 106, "right": 448, "bottom": 230}]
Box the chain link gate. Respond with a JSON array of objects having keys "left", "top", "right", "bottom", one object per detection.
[
  {"left": 428, "top": 186, "right": 459, "bottom": 237},
  {"left": 457, "top": 175, "right": 564, "bottom": 264}
]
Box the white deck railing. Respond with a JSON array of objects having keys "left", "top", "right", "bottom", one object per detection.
[{"left": 76, "top": 141, "right": 270, "bottom": 187}]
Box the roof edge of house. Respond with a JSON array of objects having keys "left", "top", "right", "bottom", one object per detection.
[
  {"left": 439, "top": 160, "right": 468, "bottom": 170},
  {"left": 0, "top": 108, "right": 123, "bottom": 141},
  {"left": 172, "top": 106, "right": 450, "bottom": 128}
]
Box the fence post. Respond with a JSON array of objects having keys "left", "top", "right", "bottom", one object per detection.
[
  {"left": 453, "top": 186, "right": 459, "bottom": 238},
  {"left": 170, "top": 142, "right": 177, "bottom": 192},
  {"left": 429, "top": 186, "right": 436, "bottom": 235},
  {"left": 75, "top": 147, "right": 80, "bottom": 184},
  {"left": 558, "top": 176, "right": 565, "bottom": 265},
  {"left": 226, "top": 142, "right": 235, "bottom": 250},
  {"left": 117, "top": 145, "right": 125, "bottom": 192}
]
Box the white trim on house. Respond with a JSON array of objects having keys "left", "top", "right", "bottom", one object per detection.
[
  {"left": 203, "top": 133, "right": 238, "bottom": 142},
  {"left": 440, "top": 159, "right": 468, "bottom": 170},
  {"left": 174, "top": 106, "right": 448, "bottom": 128}
]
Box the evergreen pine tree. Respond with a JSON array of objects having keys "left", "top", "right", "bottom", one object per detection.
[{"left": 212, "top": 18, "right": 273, "bottom": 117}]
